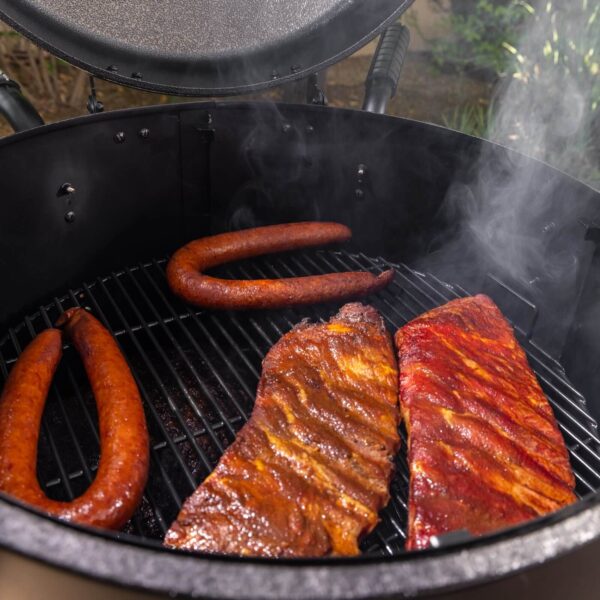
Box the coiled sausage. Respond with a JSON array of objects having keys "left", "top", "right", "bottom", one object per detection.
[
  {"left": 0, "top": 308, "right": 149, "bottom": 530},
  {"left": 166, "top": 222, "right": 394, "bottom": 310}
]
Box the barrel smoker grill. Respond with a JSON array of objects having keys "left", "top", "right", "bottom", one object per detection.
[{"left": 0, "top": 2, "right": 600, "bottom": 599}]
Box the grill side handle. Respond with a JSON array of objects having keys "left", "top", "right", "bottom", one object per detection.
[
  {"left": 0, "top": 71, "right": 44, "bottom": 133},
  {"left": 362, "top": 23, "right": 410, "bottom": 115}
]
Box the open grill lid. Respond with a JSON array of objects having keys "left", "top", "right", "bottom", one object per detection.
[{"left": 0, "top": 0, "right": 414, "bottom": 96}]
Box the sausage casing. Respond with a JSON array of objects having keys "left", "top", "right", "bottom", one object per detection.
[
  {"left": 166, "top": 222, "right": 394, "bottom": 310},
  {"left": 0, "top": 308, "right": 149, "bottom": 530}
]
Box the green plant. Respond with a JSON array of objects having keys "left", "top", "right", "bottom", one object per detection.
[
  {"left": 442, "top": 101, "right": 491, "bottom": 137},
  {"left": 495, "top": 0, "right": 600, "bottom": 188},
  {"left": 503, "top": 1, "right": 599, "bottom": 115},
  {"left": 429, "top": 0, "right": 533, "bottom": 77}
]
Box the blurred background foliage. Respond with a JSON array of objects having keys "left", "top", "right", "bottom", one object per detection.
[
  {"left": 428, "top": 0, "right": 532, "bottom": 77},
  {"left": 423, "top": 0, "right": 599, "bottom": 187},
  {"left": 0, "top": 0, "right": 597, "bottom": 187}
]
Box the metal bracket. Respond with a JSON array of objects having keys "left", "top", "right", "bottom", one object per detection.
[
  {"left": 179, "top": 110, "right": 215, "bottom": 239},
  {"left": 86, "top": 76, "right": 104, "bottom": 114},
  {"left": 196, "top": 113, "right": 215, "bottom": 143},
  {"left": 429, "top": 529, "right": 473, "bottom": 549},
  {"left": 280, "top": 72, "right": 327, "bottom": 105},
  {"left": 306, "top": 73, "right": 327, "bottom": 106}
]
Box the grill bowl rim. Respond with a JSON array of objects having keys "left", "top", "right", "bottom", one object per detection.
[{"left": 1, "top": 487, "right": 599, "bottom": 598}]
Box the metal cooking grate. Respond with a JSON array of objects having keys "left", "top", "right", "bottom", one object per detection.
[{"left": 0, "top": 249, "right": 598, "bottom": 557}]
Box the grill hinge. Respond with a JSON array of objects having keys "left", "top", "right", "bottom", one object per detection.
[{"left": 180, "top": 110, "right": 215, "bottom": 240}]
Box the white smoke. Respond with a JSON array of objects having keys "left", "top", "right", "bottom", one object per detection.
[
  {"left": 489, "top": 1, "right": 598, "bottom": 186},
  {"left": 436, "top": 0, "right": 598, "bottom": 288}
]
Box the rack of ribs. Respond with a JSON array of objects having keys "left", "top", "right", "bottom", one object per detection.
[
  {"left": 395, "top": 294, "right": 576, "bottom": 550},
  {"left": 165, "top": 303, "right": 400, "bottom": 557}
]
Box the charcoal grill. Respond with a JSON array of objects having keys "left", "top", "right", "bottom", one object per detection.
[
  {"left": 0, "top": 2, "right": 600, "bottom": 599},
  {"left": 3, "top": 249, "right": 599, "bottom": 551}
]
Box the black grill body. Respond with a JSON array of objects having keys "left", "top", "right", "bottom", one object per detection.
[{"left": 0, "top": 102, "right": 599, "bottom": 598}]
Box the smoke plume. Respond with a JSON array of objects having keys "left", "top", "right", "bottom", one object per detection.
[{"left": 432, "top": 1, "right": 598, "bottom": 289}]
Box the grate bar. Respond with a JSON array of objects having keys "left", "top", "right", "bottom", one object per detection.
[
  {"left": 152, "top": 415, "right": 243, "bottom": 452},
  {"left": 0, "top": 316, "right": 200, "bottom": 365},
  {"left": 110, "top": 272, "right": 227, "bottom": 454},
  {"left": 96, "top": 275, "right": 217, "bottom": 470},
  {"left": 526, "top": 358, "right": 597, "bottom": 432},
  {"left": 208, "top": 311, "right": 262, "bottom": 378},
  {"left": 124, "top": 266, "right": 239, "bottom": 438},
  {"left": 143, "top": 262, "right": 252, "bottom": 420},
  {"left": 82, "top": 281, "right": 193, "bottom": 522}
]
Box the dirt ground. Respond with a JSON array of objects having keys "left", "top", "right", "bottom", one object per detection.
[{"left": 0, "top": 51, "right": 492, "bottom": 137}]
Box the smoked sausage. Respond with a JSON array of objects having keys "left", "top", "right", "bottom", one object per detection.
[
  {"left": 166, "top": 222, "right": 394, "bottom": 310},
  {"left": 0, "top": 308, "right": 149, "bottom": 530}
]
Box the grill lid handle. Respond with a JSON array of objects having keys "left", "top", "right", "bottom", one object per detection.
[
  {"left": 363, "top": 23, "right": 411, "bottom": 115},
  {"left": 0, "top": 70, "right": 43, "bottom": 132}
]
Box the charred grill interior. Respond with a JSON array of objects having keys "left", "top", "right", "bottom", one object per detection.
[{"left": 0, "top": 248, "right": 598, "bottom": 557}]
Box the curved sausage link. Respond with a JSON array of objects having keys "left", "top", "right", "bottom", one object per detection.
[
  {"left": 166, "top": 222, "right": 394, "bottom": 310},
  {"left": 0, "top": 308, "right": 149, "bottom": 530}
]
